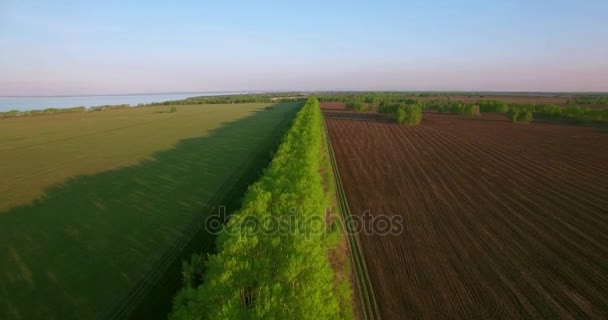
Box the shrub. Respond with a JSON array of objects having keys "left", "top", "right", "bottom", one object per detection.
[
  {"left": 467, "top": 104, "right": 481, "bottom": 116},
  {"left": 477, "top": 100, "right": 509, "bottom": 113},
  {"left": 508, "top": 109, "right": 532, "bottom": 123},
  {"left": 345, "top": 101, "right": 367, "bottom": 111},
  {"left": 521, "top": 110, "right": 533, "bottom": 123},
  {"left": 379, "top": 103, "right": 397, "bottom": 114},
  {"left": 395, "top": 104, "right": 422, "bottom": 125},
  {"left": 450, "top": 103, "right": 479, "bottom": 116},
  {"left": 170, "top": 106, "right": 177, "bottom": 113},
  {"left": 508, "top": 110, "right": 520, "bottom": 122}
]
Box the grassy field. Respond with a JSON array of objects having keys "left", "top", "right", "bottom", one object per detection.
[{"left": 0, "top": 102, "right": 301, "bottom": 319}]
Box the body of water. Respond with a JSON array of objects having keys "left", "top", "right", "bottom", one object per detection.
[{"left": 0, "top": 92, "right": 246, "bottom": 112}]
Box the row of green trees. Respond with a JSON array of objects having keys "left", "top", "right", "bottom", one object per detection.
[
  {"left": 476, "top": 100, "right": 510, "bottom": 113},
  {"left": 568, "top": 95, "right": 608, "bottom": 105},
  {"left": 395, "top": 105, "right": 423, "bottom": 124},
  {"left": 379, "top": 101, "right": 423, "bottom": 125},
  {"left": 426, "top": 98, "right": 608, "bottom": 123},
  {"left": 318, "top": 92, "right": 607, "bottom": 124},
  {"left": 88, "top": 104, "right": 130, "bottom": 111},
  {"left": 170, "top": 98, "right": 345, "bottom": 319},
  {"left": 0, "top": 106, "right": 87, "bottom": 118},
  {"left": 422, "top": 100, "right": 481, "bottom": 116},
  {"left": 146, "top": 94, "right": 308, "bottom": 106},
  {"left": 346, "top": 101, "right": 371, "bottom": 111},
  {"left": 450, "top": 103, "right": 480, "bottom": 116},
  {"left": 504, "top": 103, "right": 608, "bottom": 123},
  {"left": 508, "top": 109, "right": 533, "bottom": 123},
  {"left": 0, "top": 104, "right": 139, "bottom": 118}
]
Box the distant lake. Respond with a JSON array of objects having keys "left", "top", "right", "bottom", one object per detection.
[{"left": 0, "top": 92, "right": 246, "bottom": 112}]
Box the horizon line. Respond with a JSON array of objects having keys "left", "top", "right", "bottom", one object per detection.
[{"left": 2, "top": 89, "right": 608, "bottom": 99}]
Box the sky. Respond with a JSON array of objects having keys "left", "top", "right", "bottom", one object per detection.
[{"left": 1, "top": 0, "right": 607, "bottom": 96}]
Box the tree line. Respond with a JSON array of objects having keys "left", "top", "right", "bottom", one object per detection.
[
  {"left": 145, "top": 94, "right": 308, "bottom": 106},
  {"left": 0, "top": 106, "right": 87, "bottom": 118},
  {"left": 568, "top": 95, "right": 608, "bottom": 105},
  {"left": 0, "top": 104, "right": 135, "bottom": 118},
  {"left": 324, "top": 93, "right": 608, "bottom": 124},
  {"left": 170, "top": 97, "right": 346, "bottom": 319}
]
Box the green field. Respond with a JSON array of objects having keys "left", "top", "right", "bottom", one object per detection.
[{"left": 0, "top": 102, "right": 301, "bottom": 319}]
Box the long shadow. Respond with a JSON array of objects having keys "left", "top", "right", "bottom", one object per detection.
[{"left": 0, "top": 102, "right": 301, "bottom": 320}]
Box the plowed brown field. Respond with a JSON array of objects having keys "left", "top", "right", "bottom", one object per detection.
[{"left": 323, "top": 103, "right": 608, "bottom": 319}]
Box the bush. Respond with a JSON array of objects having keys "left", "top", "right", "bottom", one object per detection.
[
  {"left": 380, "top": 102, "right": 423, "bottom": 125},
  {"left": 395, "top": 104, "right": 422, "bottom": 125},
  {"left": 379, "top": 102, "right": 397, "bottom": 114},
  {"left": 508, "top": 110, "right": 520, "bottom": 122},
  {"left": 508, "top": 109, "right": 532, "bottom": 123},
  {"left": 477, "top": 100, "right": 509, "bottom": 113},
  {"left": 449, "top": 103, "right": 480, "bottom": 116},
  {"left": 437, "top": 105, "right": 448, "bottom": 113},
  {"left": 467, "top": 105, "right": 481, "bottom": 116},
  {"left": 345, "top": 101, "right": 368, "bottom": 111},
  {"left": 170, "top": 106, "right": 177, "bottom": 113}
]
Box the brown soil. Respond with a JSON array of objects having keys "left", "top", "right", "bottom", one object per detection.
[{"left": 322, "top": 103, "right": 608, "bottom": 319}]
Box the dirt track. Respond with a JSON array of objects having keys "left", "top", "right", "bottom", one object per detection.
[{"left": 323, "top": 103, "right": 608, "bottom": 319}]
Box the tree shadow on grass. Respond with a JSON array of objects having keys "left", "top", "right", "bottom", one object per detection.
[{"left": 0, "top": 102, "right": 301, "bottom": 320}]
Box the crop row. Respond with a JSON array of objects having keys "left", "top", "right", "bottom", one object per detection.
[{"left": 169, "top": 98, "right": 345, "bottom": 319}]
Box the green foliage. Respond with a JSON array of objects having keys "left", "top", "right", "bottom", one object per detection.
[
  {"left": 170, "top": 106, "right": 177, "bottom": 113},
  {"left": 379, "top": 101, "right": 423, "bottom": 125},
  {"left": 394, "top": 104, "right": 423, "bottom": 125},
  {"left": 316, "top": 92, "right": 608, "bottom": 124},
  {"left": 508, "top": 110, "right": 520, "bottom": 122},
  {"left": 568, "top": 95, "right": 608, "bottom": 105},
  {"left": 477, "top": 100, "right": 509, "bottom": 113},
  {"left": 424, "top": 99, "right": 458, "bottom": 113},
  {"left": 146, "top": 94, "right": 307, "bottom": 106},
  {"left": 0, "top": 109, "right": 20, "bottom": 118},
  {"left": 345, "top": 101, "right": 367, "bottom": 111},
  {"left": 450, "top": 103, "right": 480, "bottom": 116},
  {"left": 508, "top": 109, "right": 532, "bottom": 123},
  {"left": 0, "top": 106, "right": 86, "bottom": 118},
  {"left": 181, "top": 254, "right": 205, "bottom": 288},
  {"left": 170, "top": 98, "right": 342, "bottom": 319},
  {"left": 436, "top": 105, "right": 449, "bottom": 113},
  {"left": 89, "top": 104, "right": 130, "bottom": 112},
  {"left": 379, "top": 102, "right": 398, "bottom": 114}
]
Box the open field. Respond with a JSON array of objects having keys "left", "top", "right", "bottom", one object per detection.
[
  {"left": 323, "top": 103, "right": 608, "bottom": 319},
  {"left": 0, "top": 102, "right": 301, "bottom": 319},
  {"left": 0, "top": 103, "right": 291, "bottom": 211}
]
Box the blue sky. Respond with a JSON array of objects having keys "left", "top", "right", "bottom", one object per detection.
[{"left": 1, "top": 0, "right": 607, "bottom": 95}]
